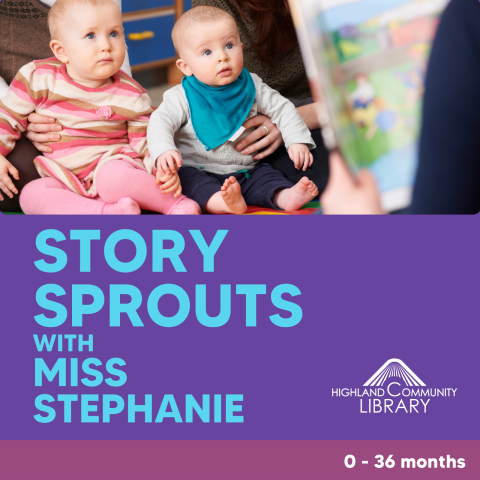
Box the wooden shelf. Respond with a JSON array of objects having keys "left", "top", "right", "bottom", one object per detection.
[
  {"left": 131, "top": 57, "right": 177, "bottom": 73},
  {"left": 122, "top": 6, "right": 175, "bottom": 23}
]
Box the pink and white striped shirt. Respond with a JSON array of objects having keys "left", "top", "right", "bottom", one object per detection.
[{"left": 0, "top": 58, "right": 155, "bottom": 197}]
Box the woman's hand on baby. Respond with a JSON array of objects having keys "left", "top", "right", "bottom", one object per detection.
[
  {"left": 155, "top": 170, "right": 182, "bottom": 198},
  {"left": 288, "top": 143, "right": 313, "bottom": 171},
  {"left": 156, "top": 150, "right": 183, "bottom": 175},
  {"left": 26, "top": 113, "right": 62, "bottom": 154},
  {"left": 0, "top": 155, "right": 20, "bottom": 201},
  {"left": 236, "top": 115, "right": 283, "bottom": 160}
]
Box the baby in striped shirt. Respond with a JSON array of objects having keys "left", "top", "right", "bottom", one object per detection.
[{"left": 0, "top": 0, "right": 200, "bottom": 215}]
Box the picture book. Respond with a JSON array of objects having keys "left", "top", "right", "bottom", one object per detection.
[{"left": 289, "top": 0, "right": 449, "bottom": 210}]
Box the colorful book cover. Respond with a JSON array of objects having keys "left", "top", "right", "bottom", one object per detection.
[{"left": 289, "top": 0, "right": 449, "bottom": 211}]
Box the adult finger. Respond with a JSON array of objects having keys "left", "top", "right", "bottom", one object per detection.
[
  {"left": 27, "top": 112, "right": 57, "bottom": 124},
  {"left": 357, "top": 169, "right": 378, "bottom": 189},
  {"left": 0, "top": 191, "right": 4, "bottom": 201},
  {"left": 242, "top": 135, "right": 274, "bottom": 157},
  {"left": 241, "top": 115, "right": 265, "bottom": 131},
  {"left": 8, "top": 164, "right": 20, "bottom": 181},
  {"left": 2, "top": 175, "right": 18, "bottom": 195},
  {"left": 25, "top": 131, "right": 61, "bottom": 144},
  {"left": 31, "top": 142, "right": 53, "bottom": 154},
  {"left": 236, "top": 127, "right": 268, "bottom": 153},
  {"left": 252, "top": 137, "right": 283, "bottom": 161},
  {"left": 26, "top": 122, "right": 62, "bottom": 133},
  {"left": 0, "top": 180, "right": 14, "bottom": 198}
]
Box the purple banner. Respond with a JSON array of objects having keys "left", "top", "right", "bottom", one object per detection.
[{"left": 0, "top": 214, "right": 478, "bottom": 443}]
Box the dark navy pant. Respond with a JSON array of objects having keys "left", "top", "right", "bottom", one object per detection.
[{"left": 178, "top": 163, "right": 294, "bottom": 213}]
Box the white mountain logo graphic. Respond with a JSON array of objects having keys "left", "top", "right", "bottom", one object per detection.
[{"left": 364, "top": 359, "right": 426, "bottom": 387}]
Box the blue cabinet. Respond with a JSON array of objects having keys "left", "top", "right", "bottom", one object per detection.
[
  {"left": 124, "top": 14, "right": 176, "bottom": 67},
  {"left": 123, "top": 0, "right": 192, "bottom": 71}
]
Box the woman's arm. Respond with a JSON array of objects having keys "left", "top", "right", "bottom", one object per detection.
[
  {"left": 322, "top": 0, "right": 480, "bottom": 215},
  {"left": 297, "top": 103, "right": 321, "bottom": 131},
  {"left": 408, "top": 0, "right": 480, "bottom": 214},
  {"left": 0, "top": 77, "right": 8, "bottom": 101}
]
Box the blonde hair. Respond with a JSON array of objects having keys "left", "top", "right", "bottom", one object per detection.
[
  {"left": 172, "top": 6, "right": 237, "bottom": 56},
  {"left": 48, "top": 0, "right": 119, "bottom": 39}
]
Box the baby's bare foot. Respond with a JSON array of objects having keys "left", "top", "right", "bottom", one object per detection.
[
  {"left": 275, "top": 177, "right": 318, "bottom": 211},
  {"left": 104, "top": 197, "right": 141, "bottom": 215},
  {"left": 221, "top": 176, "right": 247, "bottom": 214}
]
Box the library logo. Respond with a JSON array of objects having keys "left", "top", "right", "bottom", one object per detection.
[
  {"left": 332, "top": 358, "right": 457, "bottom": 414},
  {"left": 364, "top": 359, "right": 425, "bottom": 387}
]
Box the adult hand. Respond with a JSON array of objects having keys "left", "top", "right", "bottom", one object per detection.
[
  {"left": 0, "top": 155, "right": 19, "bottom": 201},
  {"left": 235, "top": 115, "right": 283, "bottom": 161},
  {"left": 321, "top": 151, "right": 385, "bottom": 215},
  {"left": 25, "top": 113, "right": 62, "bottom": 154}
]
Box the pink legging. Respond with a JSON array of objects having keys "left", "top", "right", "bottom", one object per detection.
[{"left": 20, "top": 160, "right": 200, "bottom": 215}]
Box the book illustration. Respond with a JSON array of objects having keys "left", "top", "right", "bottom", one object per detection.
[{"left": 290, "top": 0, "right": 448, "bottom": 210}]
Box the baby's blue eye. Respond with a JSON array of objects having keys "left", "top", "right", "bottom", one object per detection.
[
  {"left": 110, "top": 31, "right": 118, "bottom": 38},
  {"left": 226, "top": 43, "right": 233, "bottom": 50},
  {"left": 203, "top": 50, "right": 212, "bottom": 56},
  {"left": 86, "top": 33, "right": 95, "bottom": 39}
]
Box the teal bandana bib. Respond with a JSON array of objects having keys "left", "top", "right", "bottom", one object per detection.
[{"left": 182, "top": 68, "right": 256, "bottom": 151}]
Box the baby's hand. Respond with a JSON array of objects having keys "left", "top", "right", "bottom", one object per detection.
[
  {"left": 288, "top": 144, "right": 314, "bottom": 171},
  {"left": 156, "top": 150, "right": 183, "bottom": 175},
  {"left": 155, "top": 170, "right": 182, "bottom": 198},
  {"left": 0, "top": 154, "right": 20, "bottom": 201}
]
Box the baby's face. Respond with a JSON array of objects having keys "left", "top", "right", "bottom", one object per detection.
[
  {"left": 179, "top": 19, "right": 243, "bottom": 87},
  {"left": 54, "top": 3, "right": 125, "bottom": 84}
]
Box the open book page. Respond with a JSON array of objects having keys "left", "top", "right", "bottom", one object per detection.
[{"left": 289, "top": 0, "right": 449, "bottom": 211}]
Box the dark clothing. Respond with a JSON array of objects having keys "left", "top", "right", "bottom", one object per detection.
[
  {"left": 179, "top": 163, "right": 294, "bottom": 213},
  {"left": 0, "top": 0, "right": 50, "bottom": 212},
  {"left": 408, "top": 0, "right": 480, "bottom": 214},
  {"left": 0, "top": 134, "right": 41, "bottom": 212},
  {"left": 260, "top": 129, "right": 329, "bottom": 198},
  {"left": 0, "top": 0, "right": 52, "bottom": 84}
]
